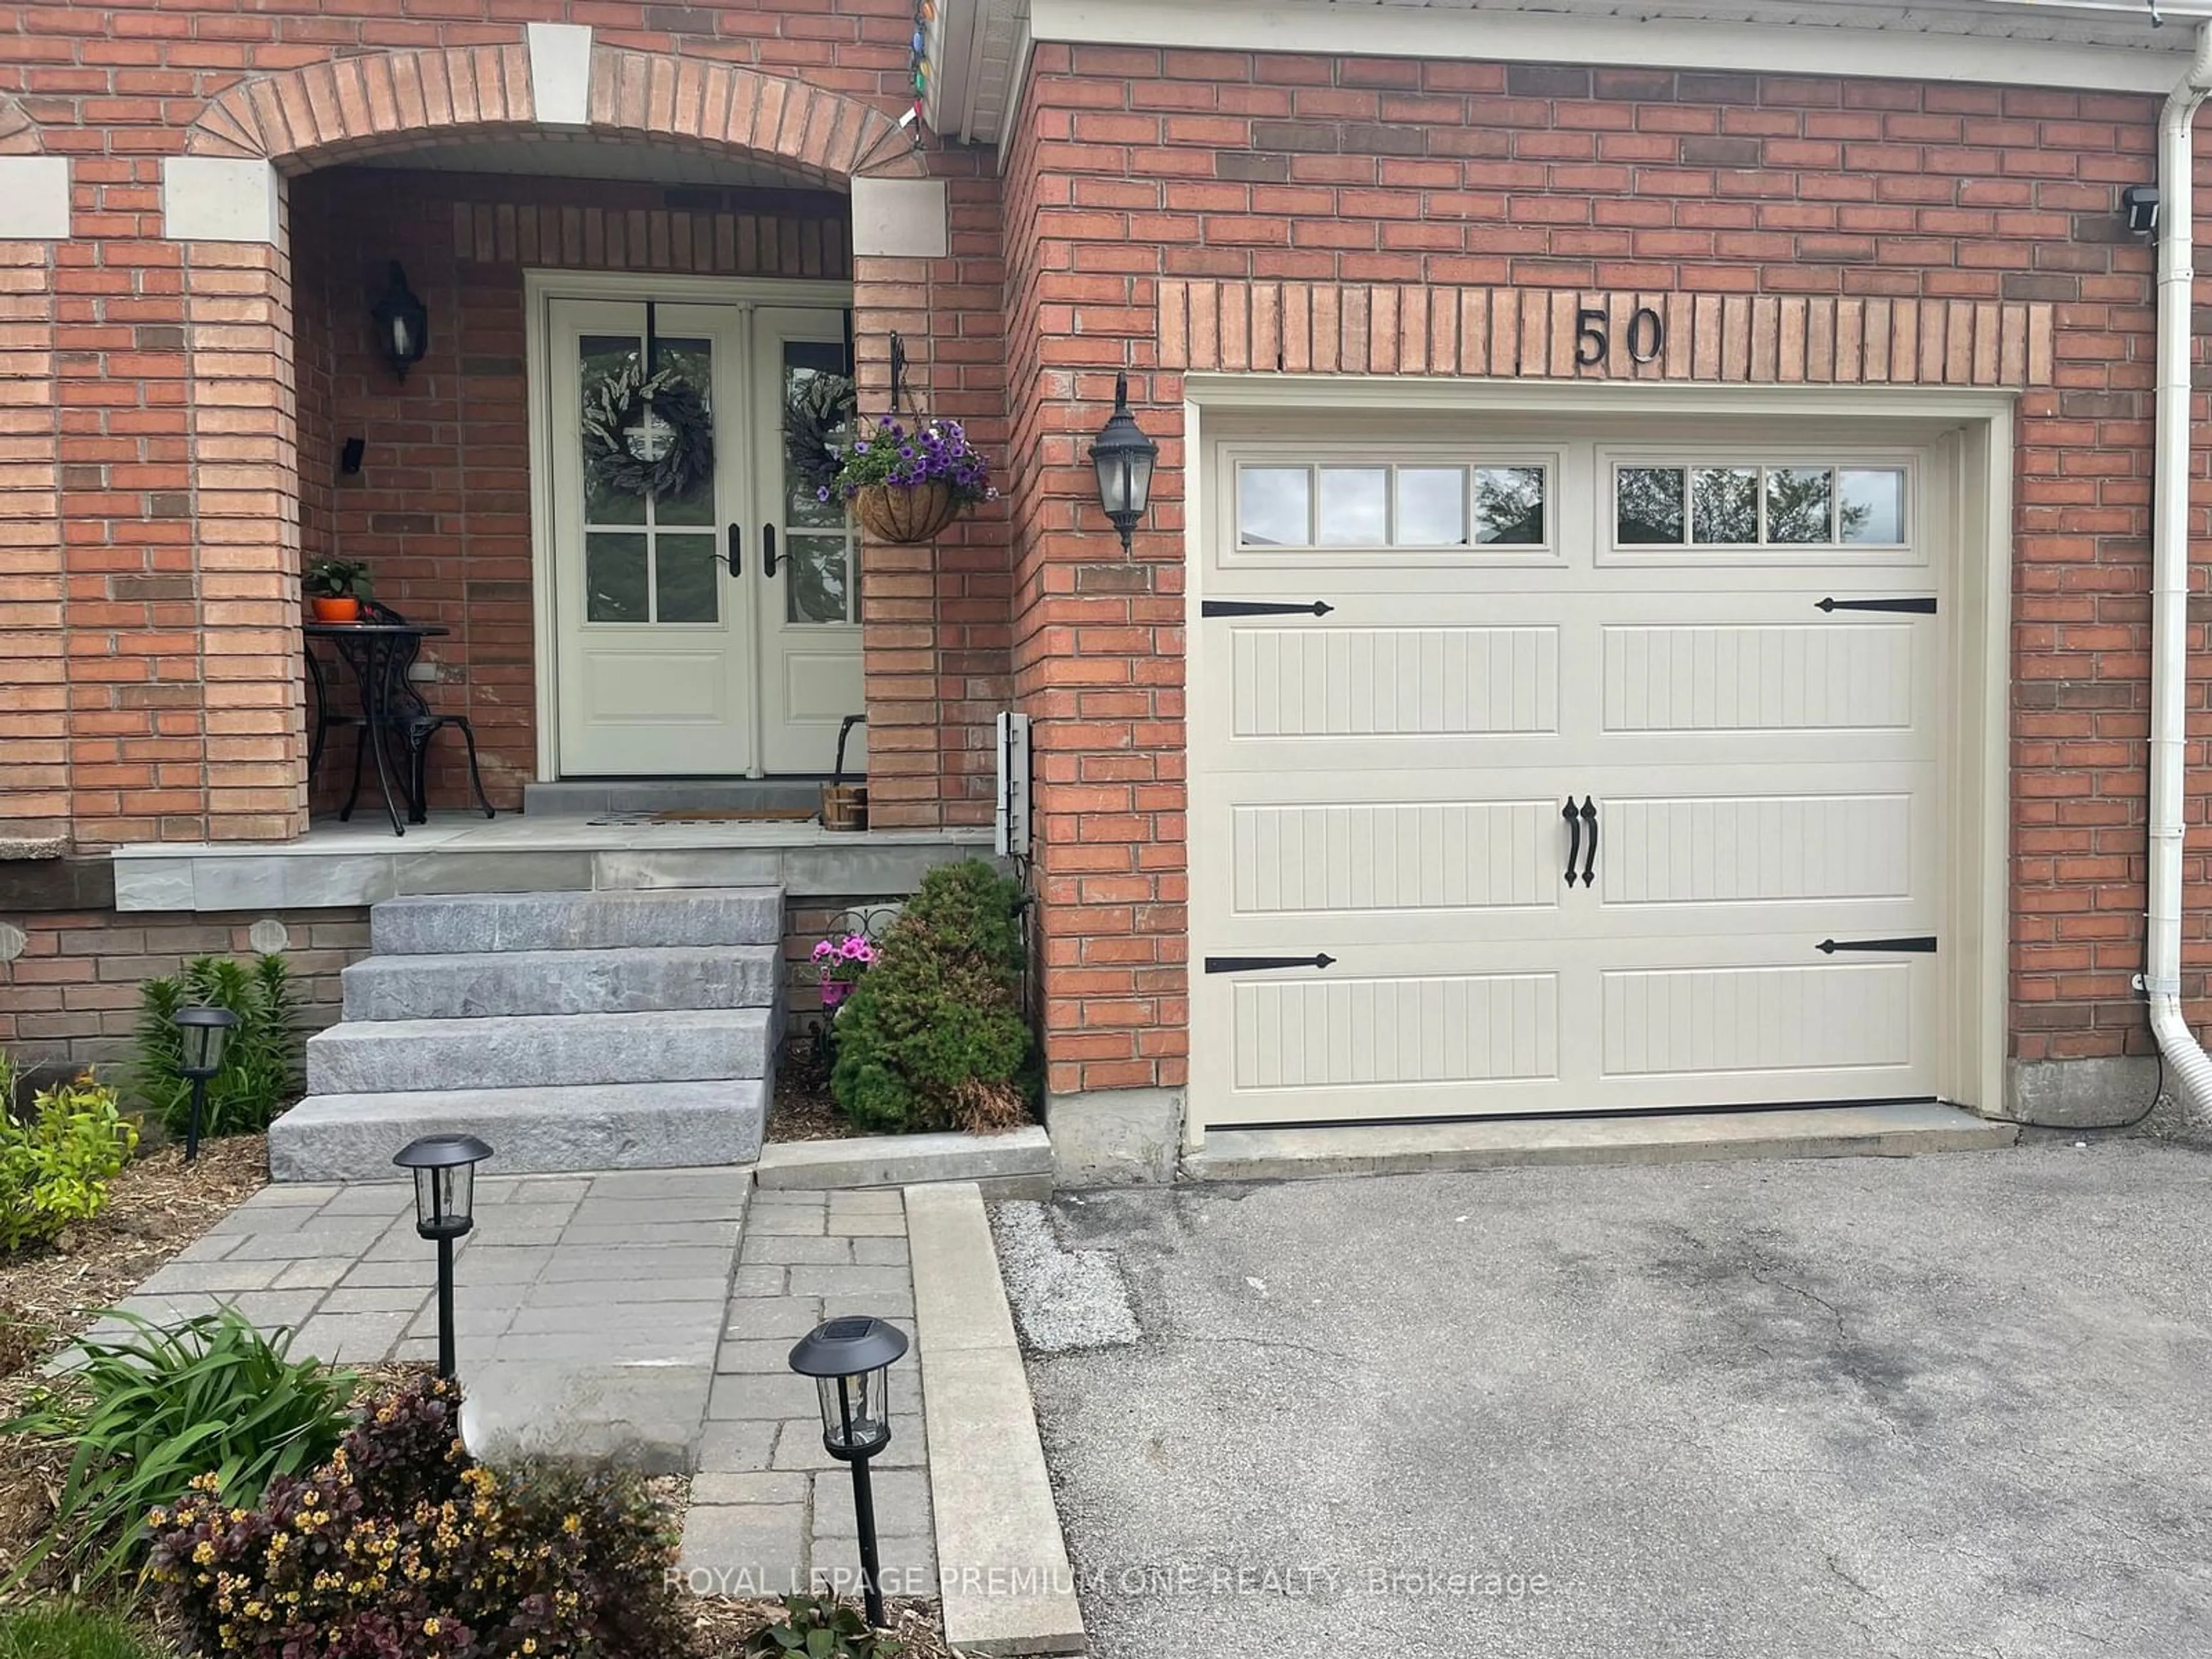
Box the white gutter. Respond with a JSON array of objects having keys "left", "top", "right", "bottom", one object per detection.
[{"left": 2145, "top": 22, "right": 2212, "bottom": 1115}]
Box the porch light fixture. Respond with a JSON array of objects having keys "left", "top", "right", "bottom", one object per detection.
[
  {"left": 789, "top": 1315, "right": 910, "bottom": 1627},
  {"left": 393, "top": 1132, "right": 493, "bottom": 1380},
  {"left": 1090, "top": 370, "right": 1157, "bottom": 552},
  {"left": 371, "top": 262, "right": 430, "bottom": 380},
  {"left": 172, "top": 1005, "right": 239, "bottom": 1163}
]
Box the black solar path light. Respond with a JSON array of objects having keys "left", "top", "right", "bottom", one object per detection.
[
  {"left": 789, "top": 1315, "right": 910, "bottom": 1627},
  {"left": 173, "top": 1006, "right": 240, "bottom": 1162},
  {"left": 393, "top": 1132, "right": 493, "bottom": 1379}
]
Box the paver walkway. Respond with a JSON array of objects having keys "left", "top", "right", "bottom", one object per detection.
[
  {"left": 678, "top": 1187, "right": 934, "bottom": 1599},
  {"left": 109, "top": 1167, "right": 935, "bottom": 1598}
]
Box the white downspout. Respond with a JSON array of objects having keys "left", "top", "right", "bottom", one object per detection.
[{"left": 2145, "top": 23, "right": 2212, "bottom": 1116}]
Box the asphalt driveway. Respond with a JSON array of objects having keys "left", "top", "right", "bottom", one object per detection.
[{"left": 1021, "top": 1140, "right": 2212, "bottom": 1659}]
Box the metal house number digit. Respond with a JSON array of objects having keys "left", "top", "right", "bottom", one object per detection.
[
  {"left": 1627, "top": 305, "right": 1664, "bottom": 364},
  {"left": 1575, "top": 305, "right": 1607, "bottom": 367}
]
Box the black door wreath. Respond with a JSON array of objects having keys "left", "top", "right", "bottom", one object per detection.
[{"left": 581, "top": 360, "right": 714, "bottom": 501}]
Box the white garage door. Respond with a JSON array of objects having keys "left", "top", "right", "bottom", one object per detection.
[{"left": 1190, "top": 426, "right": 1947, "bottom": 1130}]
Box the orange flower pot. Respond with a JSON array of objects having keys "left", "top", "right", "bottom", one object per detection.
[{"left": 310, "top": 596, "right": 362, "bottom": 623}]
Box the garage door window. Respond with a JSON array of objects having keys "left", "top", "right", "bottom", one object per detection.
[
  {"left": 1616, "top": 464, "right": 1906, "bottom": 549},
  {"left": 1237, "top": 463, "right": 1547, "bottom": 549}
]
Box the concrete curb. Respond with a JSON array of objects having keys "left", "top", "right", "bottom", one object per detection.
[
  {"left": 759, "top": 1127, "right": 1051, "bottom": 1195},
  {"left": 905, "top": 1181, "right": 1086, "bottom": 1656},
  {"left": 1182, "top": 1102, "right": 2020, "bottom": 1184}
]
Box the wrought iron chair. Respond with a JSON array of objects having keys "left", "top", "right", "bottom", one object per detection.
[{"left": 339, "top": 599, "right": 495, "bottom": 824}]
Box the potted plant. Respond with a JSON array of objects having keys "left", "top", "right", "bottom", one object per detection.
[
  {"left": 304, "top": 558, "right": 371, "bottom": 623},
  {"left": 822, "top": 414, "right": 995, "bottom": 544},
  {"left": 810, "top": 927, "right": 880, "bottom": 1012}
]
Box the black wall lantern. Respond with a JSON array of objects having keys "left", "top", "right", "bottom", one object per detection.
[
  {"left": 371, "top": 261, "right": 430, "bottom": 380},
  {"left": 1090, "top": 370, "right": 1157, "bottom": 552}
]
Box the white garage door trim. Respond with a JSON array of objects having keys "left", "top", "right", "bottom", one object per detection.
[{"left": 1183, "top": 378, "right": 2012, "bottom": 1150}]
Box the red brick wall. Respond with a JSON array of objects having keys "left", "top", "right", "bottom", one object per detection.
[
  {"left": 0, "top": 908, "right": 368, "bottom": 1083},
  {"left": 3, "top": 2, "right": 1003, "bottom": 844},
  {"left": 1001, "top": 46, "right": 2190, "bottom": 1096}
]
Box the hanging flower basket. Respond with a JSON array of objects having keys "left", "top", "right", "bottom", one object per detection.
[
  {"left": 823, "top": 413, "right": 996, "bottom": 546},
  {"left": 854, "top": 480, "right": 962, "bottom": 544}
]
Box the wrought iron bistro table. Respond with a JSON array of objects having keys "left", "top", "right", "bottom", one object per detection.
[{"left": 304, "top": 620, "right": 450, "bottom": 836}]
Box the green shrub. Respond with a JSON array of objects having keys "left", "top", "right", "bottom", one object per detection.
[
  {"left": 2, "top": 1307, "right": 355, "bottom": 1593},
  {"left": 0, "top": 1073, "right": 138, "bottom": 1256},
  {"left": 0, "top": 1604, "right": 165, "bottom": 1659},
  {"left": 151, "top": 1373, "right": 694, "bottom": 1659},
  {"left": 131, "top": 955, "right": 301, "bottom": 1139},
  {"left": 745, "top": 1593, "right": 904, "bottom": 1657},
  {"left": 830, "top": 860, "right": 1032, "bottom": 1135}
]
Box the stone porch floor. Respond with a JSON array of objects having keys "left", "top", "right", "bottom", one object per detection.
[
  {"left": 106, "top": 1169, "right": 933, "bottom": 1599},
  {"left": 109, "top": 813, "right": 994, "bottom": 913}
]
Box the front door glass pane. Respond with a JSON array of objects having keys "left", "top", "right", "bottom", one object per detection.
[
  {"left": 785, "top": 536, "right": 851, "bottom": 623},
  {"left": 781, "top": 341, "right": 856, "bottom": 625},
  {"left": 586, "top": 532, "right": 648, "bottom": 622},
  {"left": 656, "top": 532, "right": 720, "bottom": 623},
  {"left": 579, "top": 329, "right": 719, "bottom": 623}
]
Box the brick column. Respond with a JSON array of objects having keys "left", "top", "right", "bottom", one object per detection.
[
  {"left": 186, "top": 236, "right": 306, "bottom": 840},
  {"left": 850, "top": 157, "right": 1011, "bottom": 831},
  {"left": 0, "top": 185, "right": 67, "bottom": 850}
]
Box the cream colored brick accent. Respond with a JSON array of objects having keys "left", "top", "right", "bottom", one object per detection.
[{"left": 1158, "top": 281, "right": 2056, "bottom": 389}]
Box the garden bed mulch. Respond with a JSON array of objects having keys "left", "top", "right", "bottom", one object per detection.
[
  {"left": 0, "top": 1135, "right": 268, "bottom": 1409},
  {"left": 688, "top": 1595, "right": 966, "bottom": 1658},
  {"left": 0, "top": 1134, "right": 270, "bottom": 1585},
  {"left": 769, "top": 1045, "right": 862, "bottom": 1142}
]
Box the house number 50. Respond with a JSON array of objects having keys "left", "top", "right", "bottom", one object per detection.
[{"left": 1575, "top": 303, "right": 1665, "bottom": 368}]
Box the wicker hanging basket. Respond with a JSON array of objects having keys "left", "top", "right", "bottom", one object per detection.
[{"left": 854, "top": 480, "right": 963, "bottom": 544}]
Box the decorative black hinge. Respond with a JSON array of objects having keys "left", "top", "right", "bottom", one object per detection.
[
  {"left": 1815, "top": 596, "right": 1937, "bottom": 614},
  {"left": 1203, "top": 953, "right": 1337, "bottom": 974},
  {"left": 1200, "top": 600, "right": 1335, "bottom": 618},
  {"left": 1816, "top": 936, "right": 1938, "bottom": 955}
]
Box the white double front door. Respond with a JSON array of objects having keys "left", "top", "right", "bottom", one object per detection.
[{"left": 546, "top": 296, "right": 864, "bottom": 777}]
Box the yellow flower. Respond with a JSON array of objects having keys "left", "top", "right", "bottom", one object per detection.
[
  {"left": 561, "top": 1513, "right": 582, "bottom": 1536},
  {"left": 423, "top": 1619, "right": 441, "bottom": 1637},
  {"left": 194, "top": 1543, "right": 216, "bottom": 1565}
]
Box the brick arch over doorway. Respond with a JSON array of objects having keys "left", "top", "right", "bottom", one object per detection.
[
  {"left": 181, "top": 44, "right": 927, "bottom": 184},
  {"left": 155, "top": 42, "right": 993, "bottom": 845}
]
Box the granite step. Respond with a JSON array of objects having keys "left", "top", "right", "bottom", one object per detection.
[
  {"left": 369, "top": 888, "right": 781, "bottom": 956},
  {"left": 305, "top": 1009, "right": 774, "bottom": 1095},
  {"left": 342, "top": 945, "right": 781, "bottom": 1022},
  {"left": 267, "top": 1078, "right": 768, "bottom": 1181}
]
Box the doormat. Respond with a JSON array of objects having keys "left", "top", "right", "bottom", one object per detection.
[
  {"left": 582, "top": 807, "right": 822, "bottom": 827},
  {"left": 651, "top": 806, "right": 819, "bottom": 823}
]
